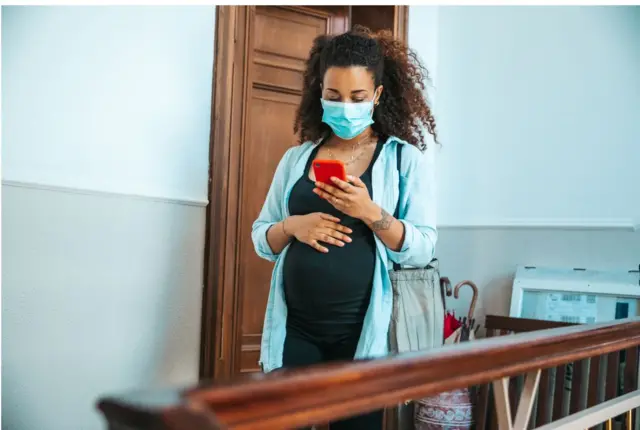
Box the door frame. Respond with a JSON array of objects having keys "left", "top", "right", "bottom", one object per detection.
[
  {"left": 200, "top": 5, "right": 250, "bottom": 381},
  {"left": 199, "top": 5, "right": 409, "bottom": 381}
]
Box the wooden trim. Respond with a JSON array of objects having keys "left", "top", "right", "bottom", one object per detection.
[
  {"left": 279, "top": 5, "right": 333, "bottom": 20},
  {"left": 253, "top": 81, "right": 302, "bottom": 97},
  {"left": 199, "top": 6, "right": 253, "bottom": 381},
  {"left": 395, "top": 6, "right": 409, "bottom": 43},
  {"left": 230, "top": 5, "right": 256, "bottom": 379},
  {"left": 252, "top": 57, "right": 305, "bottom": 73},
  {"left": 199, "top": 5, "right": 232, "bottom": 381}
]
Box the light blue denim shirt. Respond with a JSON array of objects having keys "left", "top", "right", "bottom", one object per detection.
[{"left": 252, "top": 135, "right": 437, "bottom": 372}]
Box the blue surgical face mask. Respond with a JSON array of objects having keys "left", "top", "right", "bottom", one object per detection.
[{"left": 320, "top": 98, "right": 375, "bottom": 140}]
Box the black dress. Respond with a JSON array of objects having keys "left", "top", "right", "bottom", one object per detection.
[{"left": 281, "top": 139, "right": 385, "bottom": 430}]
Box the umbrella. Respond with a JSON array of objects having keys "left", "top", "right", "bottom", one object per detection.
[
  {"left": 444, "top": 311, "right": 462, "bottom": 341},
  {"left": 445, "top": 281, "right": 479, "bottom": 344},
  {"left": 440, "top": 277, "right": 461, "bottom": 340}
]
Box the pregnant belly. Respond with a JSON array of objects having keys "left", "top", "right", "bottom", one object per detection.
[{"left": 283, "top": 238, "right": 376, "bottom": 324}]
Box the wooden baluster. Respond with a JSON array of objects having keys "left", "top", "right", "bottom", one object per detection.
[
  {"left": 606, "top": 352, "right": 620, "bottom": 401},
  {"left": 382, "top": 407, "right": 396, "bottom": 430},
  {"left": 476, "top": 382, "right": 490, "bottom": 430},
  {"left": 586, "top": 355, "right": 602, "bottom": 430},
  {"left": 553, "top": 365, "right": 567, "bottom": 421},
  {"left": 476, "top": 382, "right": 491, "bottom": 430},
  {"left": 603, "top": 352, "right": 620, "bottom": 430},
  {"left": 476, "top": 329, "right": 497, "bottom": 430},
  {"left": 587, "top": 356, "right": 602, "bottom": 408},
  {"left": 624, "top": 347, "right": 638, "bottom": 393},
  {"left": 496, "top": 330, "right": 511, "bottom": 430},
  {"left": 489, "top": 382, "right": 499, "bottom": 430},
  {"left": 509, "top": 376, "right": 519, "bottom": 421},
  {"left": 535, "top": 369, "right": 552, "bottom": 426},
  {"left": 486, "top": 329, "right": 512, "bottom": 430},
  {"left": 570, "top": 359, "right": 585, "bottom": 414},
  {"left": 623, "top": 347, "right": 638, "bottom": 430}
]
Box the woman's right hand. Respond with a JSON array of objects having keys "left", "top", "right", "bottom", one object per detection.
[{"left": 285, "top": 213, "right": 352, "bottom": 253}]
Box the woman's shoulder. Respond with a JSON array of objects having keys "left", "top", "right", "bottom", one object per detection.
[
  {"left": 277, "top": 141, "right": 316, "bottom": 167},
  {"left": 386, "top": 136, "right": 426, "bottom": 165}
]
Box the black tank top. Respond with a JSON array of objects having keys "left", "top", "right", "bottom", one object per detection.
[{"left": 283, "top": 138, "right": 384, "bottom": 341}]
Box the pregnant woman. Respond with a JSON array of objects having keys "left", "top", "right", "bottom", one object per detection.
[{"left": 252, "top": 26, "right": 438, "bottom": 429}]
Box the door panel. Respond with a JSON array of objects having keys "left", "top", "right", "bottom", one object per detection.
[
  {"left": 238, "top": 89, "right": 299, "bottom": 373},
  {"left": 253, "top": 54, "right": 304, "bottom": 94},
  {"left": 254, "top": 8, "right": 328, "bottom": 60}
]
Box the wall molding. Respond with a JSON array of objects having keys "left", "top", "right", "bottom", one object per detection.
[
  {"left": 439, "top": 218, "right": 638, "bottom": 232},
  {"left": 2, "top": 179, "right": 209, "bottom": 207},
  {"left": 5, "top": 179, "right": 635, "bottom": 231}
]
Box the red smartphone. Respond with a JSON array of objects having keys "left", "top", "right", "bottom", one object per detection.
[{"left": 312, "top": 159, "right": 347, "bottom": 185}]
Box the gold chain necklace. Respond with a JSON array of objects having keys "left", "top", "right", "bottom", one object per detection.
[{"left": 326, "top": 133, "right": 373, "bottom": 166}]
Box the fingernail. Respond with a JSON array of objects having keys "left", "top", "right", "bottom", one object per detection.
[{"left": 346, "top": 238, "right": 352, "bottom": 243}]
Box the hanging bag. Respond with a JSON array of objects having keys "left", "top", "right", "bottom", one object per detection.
[{"left": 388, "top": 144, "right": 445, "bottom": 354}]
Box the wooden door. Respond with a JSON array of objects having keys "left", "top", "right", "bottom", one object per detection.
[{"left": 201, "top": 5, "right": 408, "bottom": 381}]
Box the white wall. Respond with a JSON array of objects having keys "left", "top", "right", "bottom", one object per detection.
[
  {"left": 2, "top": 6, "right": 215, "bottom": 430},
  {"left": 414, "top": 6, "right": 640, "bottom": 227},
  {"left": 408, "top": 6, "right": 640, "bottom": 319},
  {"left": 2, "top": 6, "right": 213, "bottom": 200}
]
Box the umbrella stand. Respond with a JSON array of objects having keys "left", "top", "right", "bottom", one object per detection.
[{"left": 415, "top": 279, "right": 481, "bottom": 430}]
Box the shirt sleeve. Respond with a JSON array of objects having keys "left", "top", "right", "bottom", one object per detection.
[
  {"left": 386, "top": 145, "right": 438, "bottom": 267},
  {"left": 251, "top": 148, "right": 294, "bottom": 262}
]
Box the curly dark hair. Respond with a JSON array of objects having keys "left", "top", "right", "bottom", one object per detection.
[{"left": 293, "top": 26, "right": 438, "bottom": 150}]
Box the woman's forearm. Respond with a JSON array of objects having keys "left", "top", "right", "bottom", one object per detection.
[
  {"left": 361, "top": 204, "right": 405, "bottom": 251},
  {"left": 266, "top": 218, "right": 294, "bottom": 255}
]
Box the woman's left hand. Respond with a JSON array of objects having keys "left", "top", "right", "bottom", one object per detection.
[{"left": 313, "top": 175, "right": 377, "bottom": 220}]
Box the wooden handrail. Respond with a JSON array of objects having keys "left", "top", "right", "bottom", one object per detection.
[{"left": 97, "top": 317, "right": 640, "bottom": 430}]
